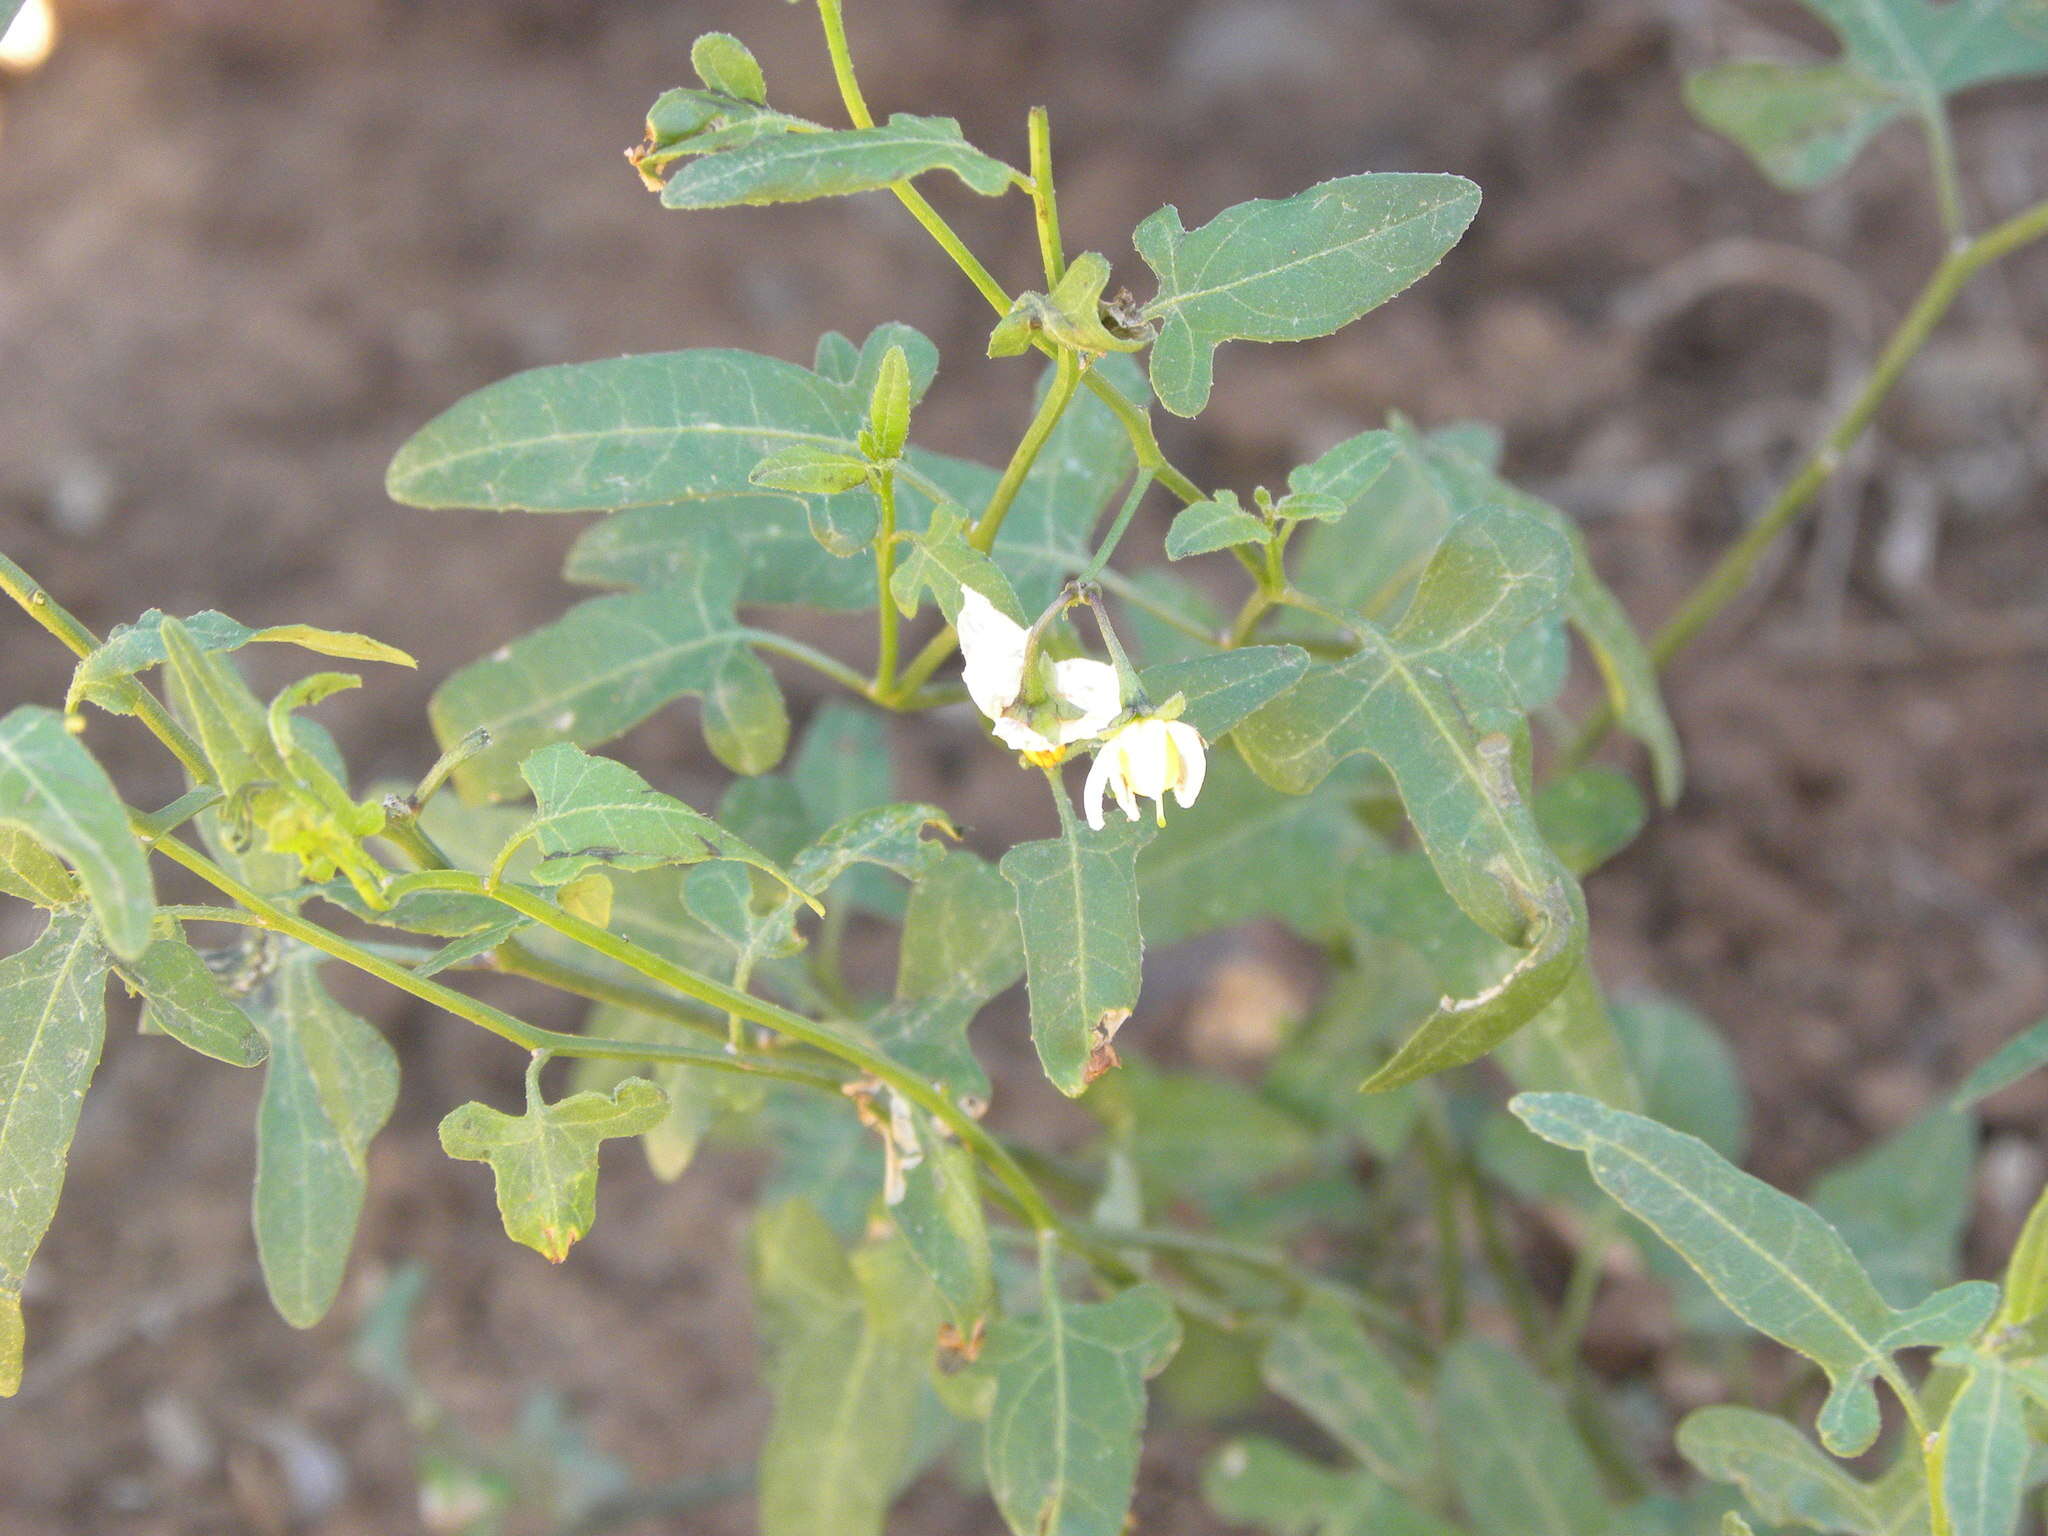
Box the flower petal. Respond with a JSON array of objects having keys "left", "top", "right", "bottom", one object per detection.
[
  {"left": 957, "top": 588, "right": 1028, "bottom": 721},
  {"left": 1083, "top": 746, "right": 1115, "bottom": 831},
  {"left": 1168, "top": 721, "right": 1207, "bottom": 807},
  {"left": 1049, "top": 658, "right": 1123, "bottom": 744}
]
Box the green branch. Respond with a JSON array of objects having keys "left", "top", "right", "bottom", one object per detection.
[{"left": 1564, "top": 193, "right": 2048, "bottom": 771}]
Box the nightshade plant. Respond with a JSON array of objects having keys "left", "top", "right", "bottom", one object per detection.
[{"left": 4, "top": 2, "right": 2048, "bottom": 1533}]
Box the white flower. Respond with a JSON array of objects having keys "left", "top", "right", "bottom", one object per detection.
[
  {"left": 1085, "top": 715, "right": 1207, "bottom": 830},
  {"left": 957, "top": 588, "right": 1121, "bottom": 756}
]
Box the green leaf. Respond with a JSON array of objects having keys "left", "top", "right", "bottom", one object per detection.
[
  {"left": 1094, "top": 1055, "right": 1316, "bottom": 1211},
  {"left": 893, "top": 1131, "right": 993, "bottom": 1336},
  {"left": 749, "top": 442, "right": 872, "bottom": 497},
  {"left": 0, "top": 3, "right": 27, "bottom": 40},
  {"left": 1203, "top": 1437, "right": 1460, "bottom": 1536},
  {"left": 66, "top": 607, "right": 414, "bottom": 717},
  {"left": 248, "top": 949, "right": 399, "bottom": 1327},
  {"left": 1992, "top": 1183, "right": 2048, "bottom": 1334},
  {"left": 660, "top": 113, "right": 1013, "bottom": 209},
  {"left": 430, "top": 531, "right": 787, "bottom": 798},
  {"left": 0, "top": 706, "right": 154, "bottom": 960},
  {"left": 1612, "top": 992, "right": 1749, "bottom": 1160},
  {"left": 1136, "top": 173, "right": 1480, "bottom": 417},
  {"left": 1138, "top": 752, "right": 1373, "bottom": 946},
  {"left": 1294, "top": 419, "right": 1681, "bottom": 803},
  {"left": 1937, "top": 1352, "right": 2029, "bottom": 1536},
  {"left": 111, "top": 935, "right": 267, "bottom": 1067},
  {"left": 439, "top": 1062, "right": 665, "bottom": 1262},
  {"left": 981, "top": 1274, "right": 1181, "bottom": 1536},
  {"left": 1535, "top": 766, "right": 1648, "bottom": 877},
  {"left": 891, "top": 502, "right": 1024, "bottom": 622},
  {"left": 1139, "top": 645, "right": 1309, "bottom": 741},
  {"left": 0, "top": 908, "right": 107, "bottom": 1396},
  {"left": 1285, "top": 429, "right": 1401, "bottom": 517},
  {"left": 0, "top": 826, "right": 78, "bottom": 908},
  {"left": 1497, "top": 963, "right": 1641, "bottom": 1108},
  {"left": 1676, "top": 1405, "right": 1883, "bottom": 1533},
  {"left": 1683, "top": 1, "right": 2048, "bottom": 191},
  {"left": 387, "top": 345, "right": 887, "bottom": 514},
  {"left": 868, "top": 848, "right": 1018, "bottom": 1102},
  {"left": 1001, "top": 818, "right": 1150, "bottom": 1098},
  {"left": 1439, "top": 1336, "right": 1610, "bottom": 1536},
  {"left": 1239, "top": 507, "right": 1571, "bottom": 940},
  {"left": 1165, "top": 491, "right": 1269, "bottom": 559},
  {"left": 864, "top": 343, "right": 913, "bottom": 461},
  {"left": 1358, "top": 877, "right": 1584, "bottom": 1093},
  {"left": 1510, "top": 1091, "right": 2000, "bottom": 1454},
  {"left": 690, "top": 30, "right": 764, "bottom": 104},
  {"left": 1951, "top": 1015, "right": 2048, "bottom": 1108},
  {"left": 1684, "top": 62, "right": 1897, "bottom": 190},
  {"left": 1262, "top": 1295, "right": 1428, "bottom": 1487},
  {"left": 752, "top": 1202, "right": 939, "bottom": 1536},
  {"left": 1811, "top": 1109, "right": 1974, "bottom": 1308},
  {"left": 506, "top": 742, "right": 803, "bottom": 901},
  {"left": 1561, "top": 521, "right": 1684, "bottom": 804}
]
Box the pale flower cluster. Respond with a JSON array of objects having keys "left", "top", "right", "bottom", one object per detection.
[{"left": 955, "top": 588, "right": 1207, "bottom": 831}]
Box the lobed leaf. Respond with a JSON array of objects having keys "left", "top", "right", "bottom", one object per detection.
[
  {"left": 387, "top": 345, "right": 888, "bottom": 514},
  {"left": 1511, "top": 1091, "right": 2000, "bottom": 1454},
  {"left": 430, "top": 529, "right": 787, "bottom": 797},
  {"left": 1001, "top": 818, "right": 1150, "bottom": 1097},
  {"left": 507, "top": 742, "right": 803, "bottom": 901},
  {"left": 0, "top": 706, "right": 154, "bottom": 960},
  {"left": 1684, "top": 0, "right": 2048, "bottom": 191},
  {"left": 1136, "top": 173, "right": 1480, "bottom": 417},
  {"left": 660, "top": 112, "right": 1014, "bottom": 209},
  {"left": 867, "top": 848, "right": 1019, "bottom": 1102},
  {"left": 892, "top": 1131, "right": 993, "bottom": 1336},
  {"left": 981, "top": 1277, "right": 1181, "bottom": 1536},
  {"left": 439, "top": 1067, "right": 666, "bottom": 1262},
  {"left": 1294, "top": 418, "right": 1681, "bottom": 803},
  {"left": 1139, "top": 644, "right": 1308, "bottom": 741},
  {"left": 1138, "top": 752, "right": 1372, "bottom": 947},
  {"left": 890, "top": 502, "right": 1024, "bottom": 622},
  {"left": 0, "top": 908, "right": 108, "bottom": 1395},
  {"left": 67, "top": 607, "right": 413, "bottom": 718},
  {"left": 247, "top": 949, "right": 399, "bottom": 1328},
  {"left": 1676, "top": 1406, "right": 1883, "bottom": 1533}
]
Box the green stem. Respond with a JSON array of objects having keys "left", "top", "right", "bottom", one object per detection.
[
  {"left": 1565, "top": 193, "right": 2048, "bottom": 769},
  {"left": 972, "top": 349, "right": 1080, "bottom": 552},
  {"left": 872, "top": 473, "right": 901, "bottom": 694},
  {"left": 0, "top": 550, "right": 210, "bottom": 782},
  {"left": 741, "top": 627, "right": 881, "bottom": 700},
  {"left": 1413, "top": 1104, "right": 1467, "bottom": 1337},
  {"left": 393, "top": 868, "right": 1062, "bottom": 1232},
  {"left": 1077, "top": 472, "right": 1154, "bottom": 586},
  {"left": 495, "top": 940, "right": 728, "bottom": 1044},
  {"left": 1920, "top": 100, "right": 1968, "bottom": 244},
  {"left": 1027, "top": 105, "right": 1066, "bottom": 287},
  {"left": 1551, "top": 1207, "right": 1617, "bottom": 1373},
  {"left": 1465, "top": 1167, "right": 1549, "bottom": 1360},
  {"left": 1225, "top": 589, "right": 1273, "bottom": 648},
  {"left": 812, "top": 0, "right": 1205, "bottom": 511},
  {"left": 147, "top": 831, "right": 839, "bottom": 1090}
]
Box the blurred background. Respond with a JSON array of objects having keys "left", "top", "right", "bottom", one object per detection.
[{"left": 1, "top": 0, "right": 2045, "bottom": 1531}]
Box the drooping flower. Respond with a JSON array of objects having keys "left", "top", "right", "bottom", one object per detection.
[
  {"left": 956, "top": 588, "right": 1120, "bottom": 757},
  {"left": 1084, "top": 714, "right": 1207, "bottom": 830}
]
